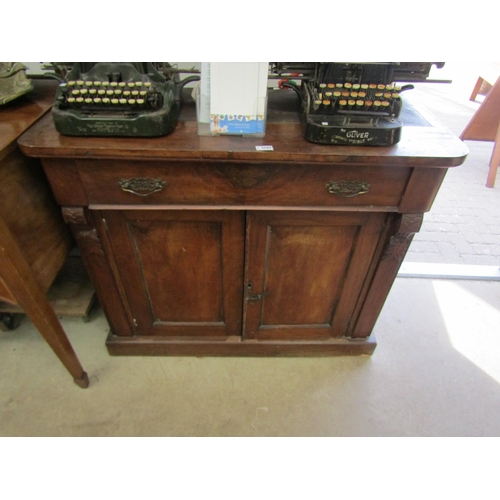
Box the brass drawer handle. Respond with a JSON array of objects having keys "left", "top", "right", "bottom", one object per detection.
[
  {"left": 325, "top": 180, "right": 370, "bottom": 197},
  {"left": 119, "top": 178, "right": 166, "bottom": 196}
]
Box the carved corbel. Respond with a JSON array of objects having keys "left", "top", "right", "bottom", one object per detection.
[
  {"left": 382, "top": 214, "right": 424, "bottom": 264},
  {"left": 62, "top": 207, "right": 104, "bottom": 257}
]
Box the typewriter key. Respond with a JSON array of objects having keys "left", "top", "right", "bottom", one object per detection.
[
  {"left": 93, "top": 81, "right": 101, "bottom": 86},
  {"left": 119, "top": 82, "right": 126, "bottom": 87},
  {"left": 94, "top": 98, "right": 101, "bottom": 104},
  {"left": 72, "top": 89, "right": 80, "bottom": 95},
  {"left": 119, "top": 98, "right": 127, "bottom": 105},
  {"left": 135, "top": 81, "right": 143, "bottom": 87},
  {"left": 85, "top": 98, "right": 92, "bottom": 104},
  {"left": 127, "top": 82, "right": 135, "bottom": 87},
  {"left": 85, "top": 81, "right": 93, "bottom": 87},
  {"left": 80, "top": 89, "right": 88, "bottom": 95},
  {"left": 128, "top": 99, "right": 136, "bottom": 105},
  {"left": 67, "top": 97, "right": 76, "bottom": 104},
  {"left": 361, "top": 84, "right": 369, "bottom": 90},
  {"left": 111, "top": 99, "right": 119, "bottom": 105},
  {"left": 110, "top": 82, "right": 118, "bottom": 87},
  {"left": 68, "top": 81, "right": 76, "bottom": 86},
  {"left": 102, "top": 98, "right": 110, "bottom": 104},
  {"left": 76, "top": 97, "right": 84, "bottom": 103},
  {"left": 89, "top": 89, "right": 97, "bottom": 95},
  {"left": 353, "top": 84, "right": 360, "bottom": 90},
  {"left": 76, "top": 80, "right": 84, "bottom": 86},
  {"left": 137, "top": 99, "right": 145, "bottom": 105}
]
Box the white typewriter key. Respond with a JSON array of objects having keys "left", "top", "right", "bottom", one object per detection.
[
  {"left": 132, "top": 90, "right": 139, "bottom": 96},
  {"left": 115, "top": 89, "right": 122, "bottom": 95},
  {"left": 102, "top": 98, "right": 110, "bottom": 104},
  {"left": 94, "top": 81, "right": 101, "bottom": 86},
  {"left": 137, "top": 99, "right": 145, "bottom": 105},
  {"left": 336, "top": 83, "right": 343, "bottom": 88},
  {"left": 98, "top": 89, "right": 105, "bottom": 95},
  {"left": 85, "top": 81, "right": 93, "bottom": 86},
  {"left": 128, "top": 99, "right": 136, "bottom": 105},
  {"left": 344, "top": 83, "right": 352, "bottom": 89},
  {"left": 89, "top": 89, "right": 97, "bottom": 95},
  {"left": 80, "top": 89, "right": 88, "bottom": 95},
  {"left": 356, "top": 100, "right": 364, "bottom": 107},
  {"left": 76, "top": 80, "right": 84, "bottom": 86},
  {"left": 119, "top": 99, "right": 127, "bottom": 105},
  {"left": 72, "top": 89, "right": 80, "bottom": 95},
  {"left": 110, "top": 82, "right": 118, "bottom": 87},
  {"left": 135, "top": 81, "right": 143, "bottom": 87},
  {"left": 144, "top": 82, "right": 152, "bottom": 87},
  {"left": 369, "top": 84, "right": 377, "bottom": 89},
  {"left": 111, "top": 98, "right": 119, "bottom": 104},
  {"left": 67, "top": 97, "right": 76, "bottom": 103},
  {"left": 102, "top": 81, "right": 109, "bottom": 87},
  {"left": 392, "top": 93, "right": 400, "bottom": 99},
  {"left": 85, "top": 98, "right": 92, "bottom": 104},
  {"left": 76, "top": 97, "right": 84, "bottom": 103},
  {"left": 140, "top": 90, "right": 147, "bottom": 96},
  {"left": 68, "top": 81, "right": 76, "bottom": 86},
  {"left": 384, "top": 93, "right": 392, "bottom": 99},
  {"left": 106, "top": 90, "right": 114, "bottom": 96},
  {"left": 382, "top": 101, "right": 390, "bottom": 108},
  {"left": 127, "top": 82, "right": 135, "bottom": 87},
  {"left": 353, "top": 83, "right": 360, "bottom": 90},
  {"left": 119, "top": 82, "right": 126, "bottom": 87},
  {"left": 378, "top": 84, "right": 385, "bottom": 90},
  {"left": 361, "top": 84, "right": 369, "bottom": 89},
  {"left": 94, "top": 98, "right": 101, "bottom": 104}
]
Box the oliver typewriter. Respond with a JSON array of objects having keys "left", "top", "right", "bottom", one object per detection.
[
  {"left": 271, "top": 62, "right": 446, "bottom": 146},
  {"left": 52, "top": 62, "right": 199, "bottom": 137}
]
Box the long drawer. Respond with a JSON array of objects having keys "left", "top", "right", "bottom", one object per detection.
[{"left": 75, "top": 159, "right": 412, "bottom": 209}]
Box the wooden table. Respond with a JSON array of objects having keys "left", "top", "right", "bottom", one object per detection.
[
  {"left": 1, "top": 79, "right": 89, "bottom": 387},
  {"left": 18, "top": 89, "right": 468, "bottom": 357}
]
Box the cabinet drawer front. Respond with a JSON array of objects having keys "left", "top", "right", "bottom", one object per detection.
[{"left": 77, "top": 160, "right": 411, "bottom": 208}]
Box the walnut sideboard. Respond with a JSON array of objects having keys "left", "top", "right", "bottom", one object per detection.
[{"left": 18, "top": 90, "right": 468, "bottom": 357}]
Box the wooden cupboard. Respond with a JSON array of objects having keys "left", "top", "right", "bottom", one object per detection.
[{"left": 18, "top": 90, "right": 468, "bottom": 356}]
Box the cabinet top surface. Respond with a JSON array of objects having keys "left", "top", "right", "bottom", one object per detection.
[{"left": 17, "top": 86, "right": 468, "bottom": 168}]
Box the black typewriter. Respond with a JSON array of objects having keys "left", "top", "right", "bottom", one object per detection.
[
  {"left": 52, "top": 62, "right": 199, "bottom": 137},
  {"left": 271, "top": 62, "right": 446, "bottom": 146}
]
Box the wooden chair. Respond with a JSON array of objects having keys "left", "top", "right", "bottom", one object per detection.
[{"left": 460, "top": 76, "right": 500, "bottom": 188}]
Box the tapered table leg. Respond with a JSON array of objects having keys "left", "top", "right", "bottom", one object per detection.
[{"left": 0, "top": 218, "right": 89, "bottom": 388}]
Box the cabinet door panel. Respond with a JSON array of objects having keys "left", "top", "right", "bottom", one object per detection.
[
  {"left": 244, "top": 211, "right": 386, "bottom": 340},
  {"left": 103, "top": 210, "right": 245, "bottom": 337}
]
